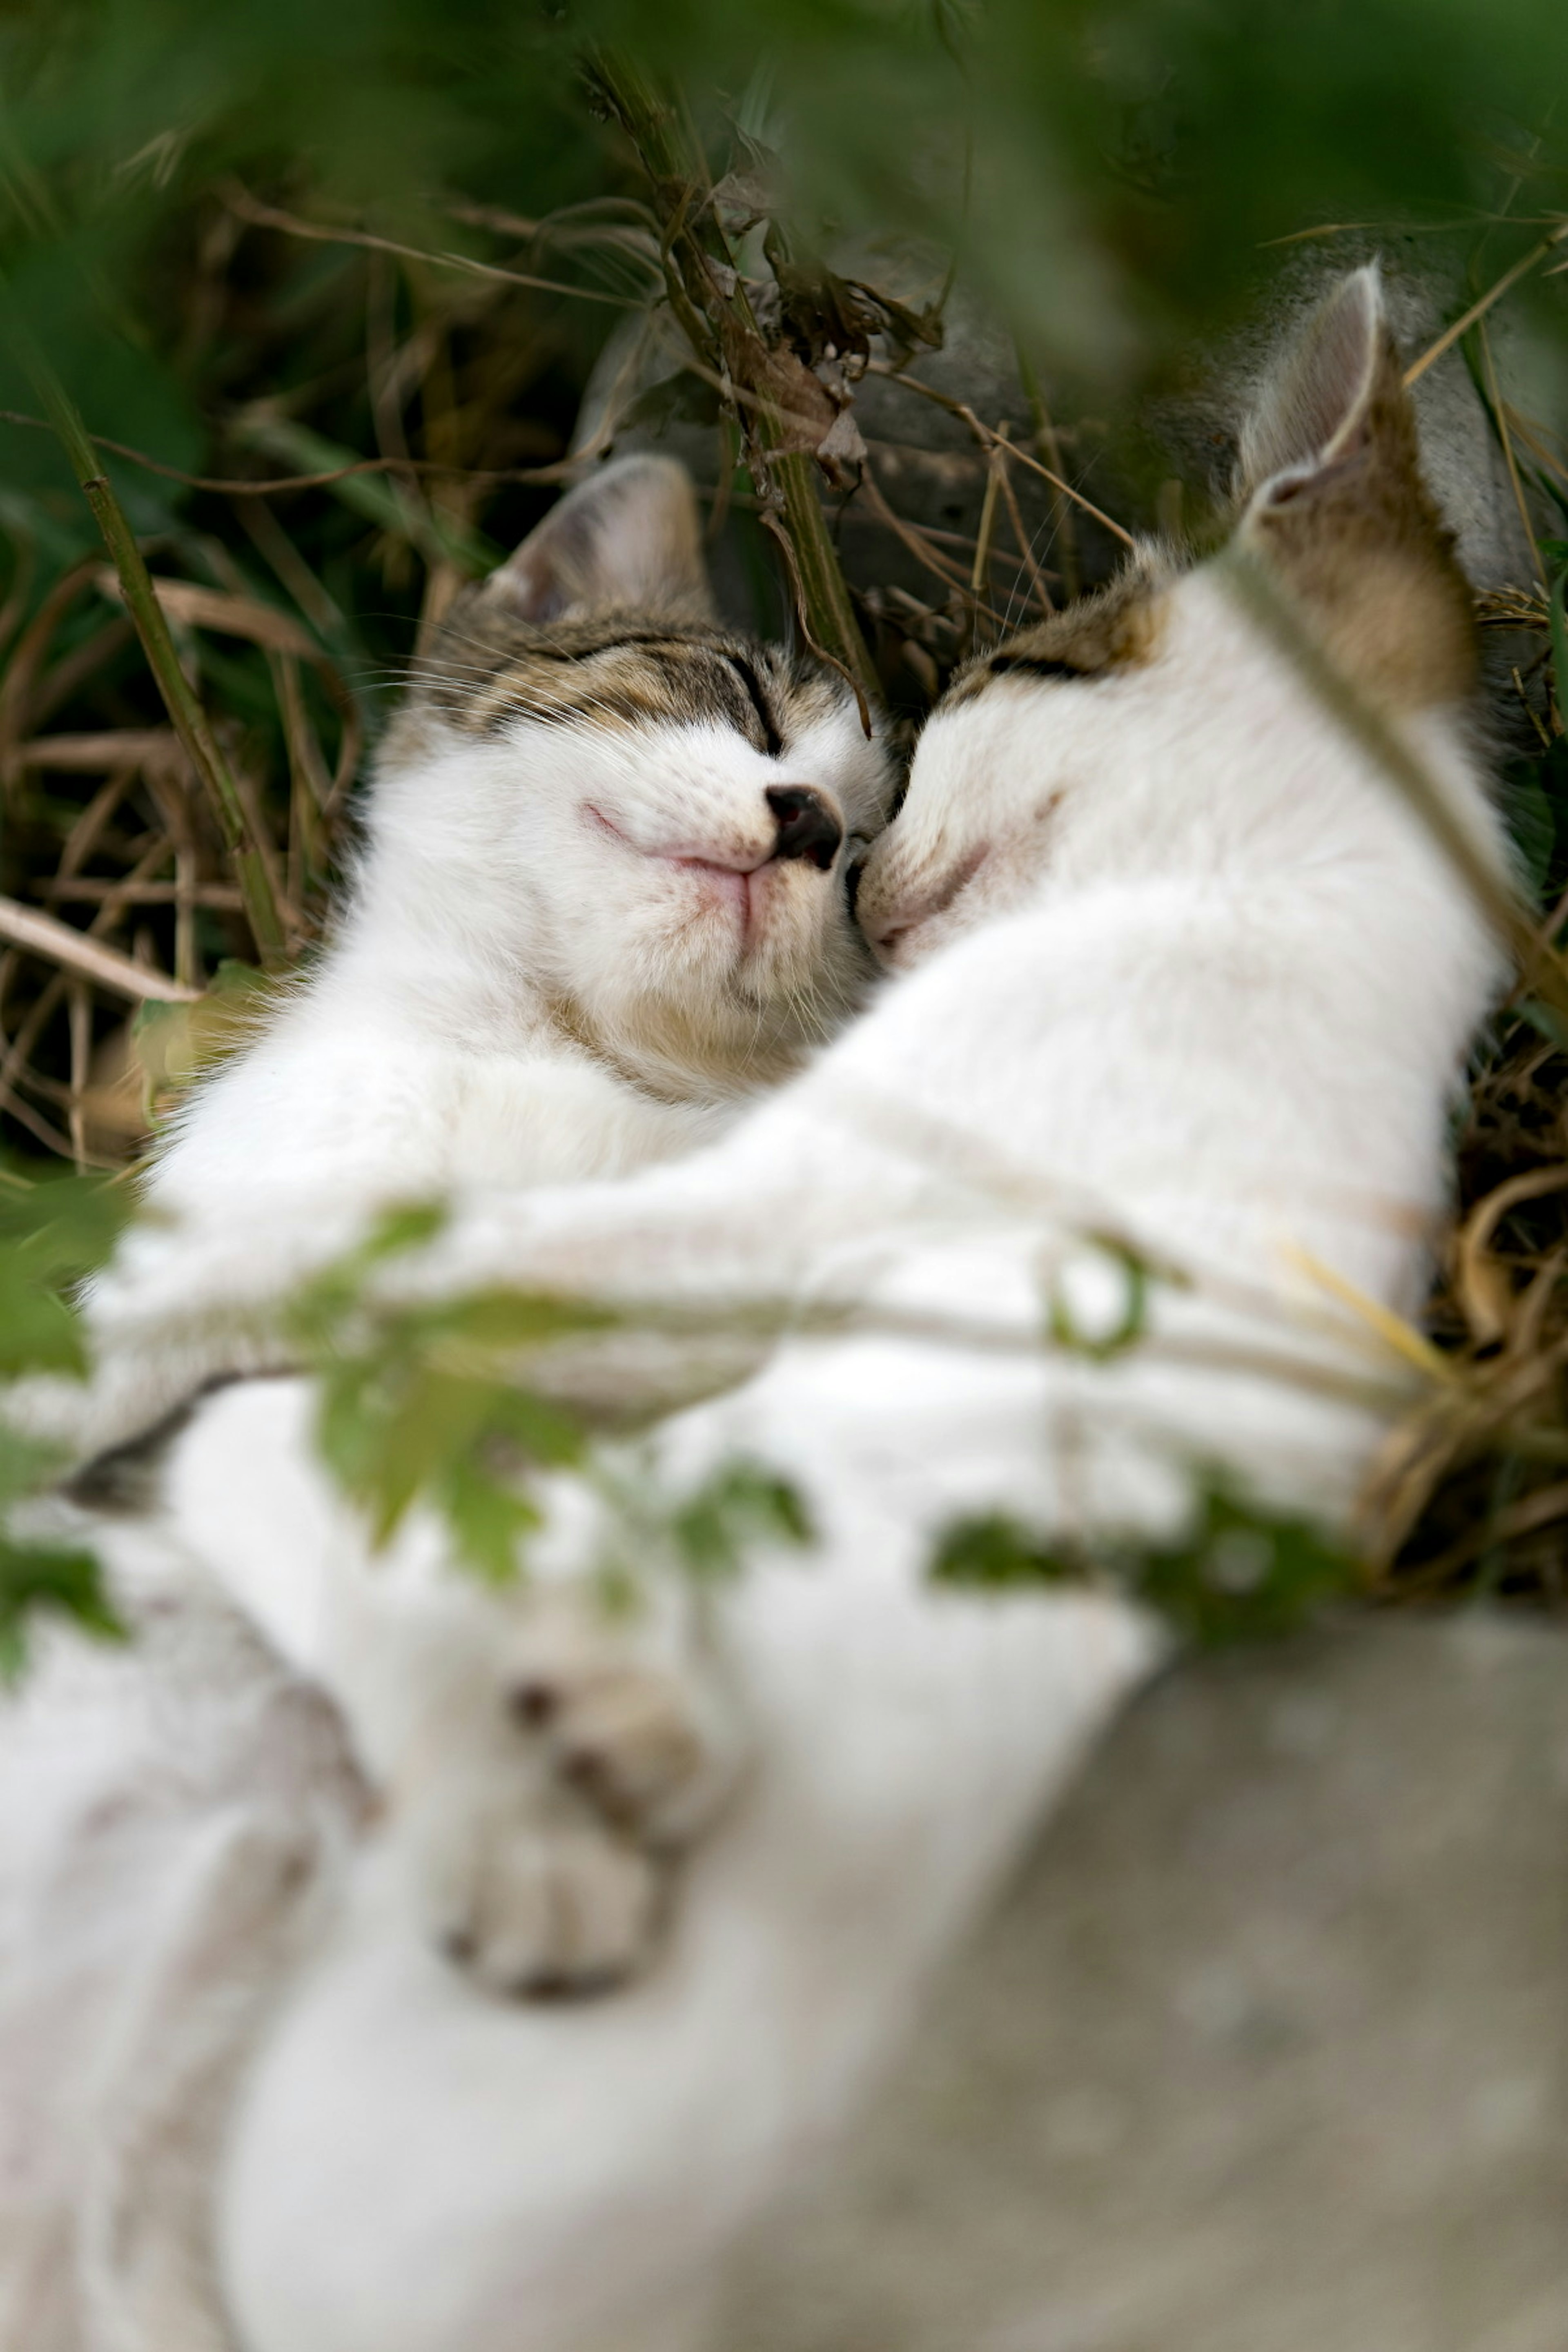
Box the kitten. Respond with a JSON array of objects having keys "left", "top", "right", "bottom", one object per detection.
[
  {"left": 80, "top": 450, "right": 891, "bottom": 1434},
  {"left": 0, "top": 450, "right": 892, "bottom": 2350},
  {"left": 24, "top": 266, "right": 1511, "bottom": 2352}
]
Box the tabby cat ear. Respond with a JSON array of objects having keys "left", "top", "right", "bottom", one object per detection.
[
  {"left": 1232, "top": 263, "right": 1477, "bottom": 707},
  {"left": 483, "top": 454, "right": 715, "bottom": 624},
  {"left": 1236, "top": 265, "right": 1414, "bottom": 515}
]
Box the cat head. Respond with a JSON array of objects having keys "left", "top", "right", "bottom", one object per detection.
[
  {"left": 373, "top": 455, "right": 893, "bottom": 1094},
  {"left": 856, "top": 265, "right": 1481, "bottom": 970}
]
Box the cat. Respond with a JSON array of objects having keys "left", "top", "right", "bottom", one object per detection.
[
  {"left": 47, "top": 264, "right": 1510, "bottom": 2352},
  {"left": 0, "top": 448, "right": 894, "bottom": 2352},
  {"left": 76, "top": 446, "right": 891, "bottom": 1443}
]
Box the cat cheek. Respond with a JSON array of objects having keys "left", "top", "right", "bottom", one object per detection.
[{"left": 858, "top": 844, "right": 991, "bottom": 968}]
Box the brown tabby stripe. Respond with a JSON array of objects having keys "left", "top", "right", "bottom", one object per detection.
[
  {"left": 943, "top": 552, "right": 1173, "bottom": 708},
  {"left": 412, "top": 602, "right": 838, "bottom": 754}
]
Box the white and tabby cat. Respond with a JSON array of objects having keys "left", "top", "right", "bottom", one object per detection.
[
  {"left": 79, "top": 448, "right": 890, "bottom": 1434},
  {"left": 0, "top": 450, "right": 892, "bottom": 2350},
  {"left": 8, "top": 267, "right": 1511, "bottom": 2352}
]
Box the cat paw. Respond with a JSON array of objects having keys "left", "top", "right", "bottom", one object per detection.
[{"left": 392, "top": 1604, "right": 741, "bottom": 2000}]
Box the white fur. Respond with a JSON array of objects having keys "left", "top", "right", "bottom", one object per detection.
[{"left": 3, "top": 271, "right": 1514, "bottom": 2352}]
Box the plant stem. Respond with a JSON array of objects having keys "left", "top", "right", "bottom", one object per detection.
[
  {"left": 586, "top": 50, "right": 880, "bottom": 722},
  {"left": 4, "top": 307, "right": 287, "bottom": 963}
]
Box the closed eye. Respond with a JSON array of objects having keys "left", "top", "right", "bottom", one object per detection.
[
  {"left": 722, "top": 652, "right": 784, "bottom": 757},
  {"left": 987, "top": 653, "right": 1092, "bottom": 681}
]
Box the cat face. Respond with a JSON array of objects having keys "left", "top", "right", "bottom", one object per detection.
[
  {"left": 857, "top": 266, "right": 1479, "bottom": 972},
  {"left": 375, "top": 457, "right": 893, "bottom": 1091}
]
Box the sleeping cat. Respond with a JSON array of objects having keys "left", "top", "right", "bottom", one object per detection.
[
  {"left": 53, "top": 265, "right": 1510, "bottom": 2352},
  {"left": 0, "top": 450, "right": 893, "bottom": 2350},
  {"left": 80, "top": 447, "right": 891, "bottom": 1434}
]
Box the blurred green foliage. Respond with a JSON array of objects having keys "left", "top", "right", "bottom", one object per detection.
[
  {"left": 285, "top": 1204, "right": 814, "bottom": 1599},
  {"left": 286, "top": 1203, "right": 608, "bottom": 1581},
  {"left": 0, "top": 1160, "right": 127, "bottom": 1671},
  {"left": 0, "top": 0, "right": 1562, "bottom": 506},
  {"left": 932, "top": 1474, "right": 1360, "bottom": 1645}
]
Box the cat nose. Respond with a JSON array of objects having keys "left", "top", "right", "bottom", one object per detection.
[{"left": 766, "top": 786, "right": 843, "bottom": 871}]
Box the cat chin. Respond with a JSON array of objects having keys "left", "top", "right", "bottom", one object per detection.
[
  {"left": 665, "top": 857, "right": 753, "bottom": 942},
  {"left": 646, "top": 864, "right": 853, "bottom": 991}
]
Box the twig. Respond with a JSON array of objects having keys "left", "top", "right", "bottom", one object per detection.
[
  {"left": 0, "top": 559, "right": 102, "bottom": 787},
  {"left": 757, "top": 511, "right": 871, "bottom": 733},
  {"left": 0, "top": 407, "right": 588, "bottom": 498},
  {"left": 0, "top": 896, "right": 198, "bottom": 1003},
  {"left": 991, "top": 427, "right": 1054, "bottom": 616},
  {"left": 67, "top": 982, "right": 89, "bottom": 1169},
  {"left": 218, "top": 182, "right": 645, "bottom": 310},
  {"left": 0, "top": 836, "right": 185, "bottom": 1103},
  {"left": 969, "top": 443, "right": 1003, "bottom": 602},
  {"left": 44, "top": 879, "right": 243, "bottom": 909},
  {"left": 1403, "top": 219, "right": 1568, "bottom": 386},
  {"left": 92, "top": 569, "right": 319, "bottom": 657},
  {"left": 1476, "top": 322, "right": 1544, "bottom": 589},
  {"left": 857, "top": 463, "right": 1010, "bottom": 626},
  {"left": 12, "top": 732, "right": 188, "bottom": 782},
  {"left": 1015, "top": 350, "right": 1079, "bottom": 599},
  {"left": 871, "top": 363, "right": 1135, "bottom": 549}
]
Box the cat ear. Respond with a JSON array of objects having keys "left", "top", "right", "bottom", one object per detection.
[
  {"left": 483, "top": 454, "right": 715, "bottom": 624},
  {"left": 1236, "top": 265, "right": 1416, "bottom": 516},
  {"left": 1233, "top": 264, "right": 1477, "bottom": 706}
]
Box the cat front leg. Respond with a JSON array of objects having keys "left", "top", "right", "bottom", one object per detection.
[{"left": 143, "top": 1376, "right": 744, "bottom": 1997}]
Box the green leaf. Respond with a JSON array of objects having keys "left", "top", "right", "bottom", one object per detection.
[
  {"left": 670, "top": 1459, "right": 815, "bottom": 1583},
  {"left": 0, "top": 1535, "right": 124, "bottom": 1682},
  {"left": 436, "top": 1454, "right": 543, "bottom": 1586},
  {"left": 931, "top": 1513, "right": 1085, "bottom": 1590},
  {"left": 0, "top": 1165, "right": 127, "bottom": 1381},
  {"left": 929, "top": 1472, "right": 1358, "bottom": 1644},
  {"left": 1515, "top": 999, "right": 1568, "bottom": 1051},
  {"left": 418, "top": 1286, "right": 617, "bottom": 1353},
  {"left": 1136, "top": 1478, "right": 1356, "bottom": 1645}
]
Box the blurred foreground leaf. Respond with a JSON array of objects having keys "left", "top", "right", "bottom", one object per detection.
[
  {"left": 286, "top": 1204, "right": 612, "bottom": 1578},
  {"left": 0, "top": 1161, "right": 128, "bottom": 1669},
  {"left": 932, "top": 1471, "right": 1359, "bottom": 1645}
]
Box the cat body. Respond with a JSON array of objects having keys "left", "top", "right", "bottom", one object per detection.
[
  {"left": 0, "top": 452, "right": 890, "bottom": 2347},
  {"left": 5, "top": 269, "right": 1512, "bottom": 2352}
]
